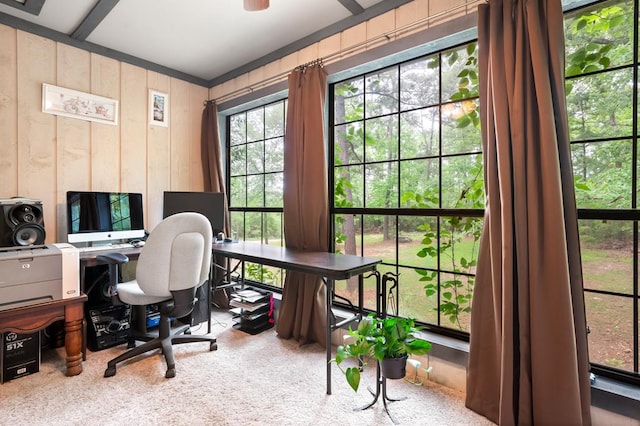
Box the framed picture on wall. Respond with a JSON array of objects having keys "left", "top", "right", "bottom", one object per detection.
[
  {"left": 42, "top": 83, "right": 119, "bottom": 126},
  {"left": 149, "top": 90, "right": 169, "bottom": 127}
]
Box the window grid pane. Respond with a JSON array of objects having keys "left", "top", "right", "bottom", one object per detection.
[
  {"left": 565, "top": 0, "right": 639, "bottom": 381},
  {"left": 227, "top": 99, "right": 286, "bottom": 289},
  {"left": 330, "top": 41, "right": 483, "bottom": 339}
]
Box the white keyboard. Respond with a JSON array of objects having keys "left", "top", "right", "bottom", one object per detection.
[{"left": 77, "top": 243, "right": 134, "bottom": 253}]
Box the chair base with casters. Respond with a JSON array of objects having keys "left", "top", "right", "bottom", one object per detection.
[
  {"left": 103, "top": 296, "right": 217, "bottom": 379},
  {"left": 96, "top": 212, "right": 218, "bottom": 379}
]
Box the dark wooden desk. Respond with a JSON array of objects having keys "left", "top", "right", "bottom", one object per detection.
[
  {"left": 0, "top": 295, "right": 88, "bottom": 377},
  {"left": 210, "top": 241, "right": 381, "bottom": 394}
]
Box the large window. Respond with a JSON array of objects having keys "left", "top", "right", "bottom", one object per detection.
[
  {"left": 227, "top": 99, "right": 287, "bottom": 287},
  {"left": 328, "top": 0, "right": 639, "bottom": 382},
  {"left": 225, "top": 0, "right": 640, "bottom": 385},
  {"left": 330, "top": 43, "right": 483, "bottom": 338},
  {"left": 564, "top": 0, "right": 639, "bottom": 382}
]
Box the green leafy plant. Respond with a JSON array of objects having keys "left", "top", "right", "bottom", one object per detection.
[
  {"left": 403, "top": 160, "right": 483, "bottom": 330},
  {"left": 565, "top": 4, "right": 623, "bottom": 79},
  {"left": 245, "top": 262, "right": 278, "bottom": 285},
  {"left": 331, "top": 314, "right": 432, "bottom": 392}
]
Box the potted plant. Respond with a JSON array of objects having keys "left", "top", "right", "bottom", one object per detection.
[{"left": 332, "top": 314, "right": 432, "bottom": 392}]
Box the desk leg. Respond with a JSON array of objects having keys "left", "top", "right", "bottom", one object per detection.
[
  {"left": 326, "top": 278, "right": 333, "bottom": 395},
  {"left": 64, "top": 302, "right": 85, "bottom": 376}
]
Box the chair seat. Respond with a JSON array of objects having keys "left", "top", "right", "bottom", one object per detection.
[{"left": 117, "top": 281, "right": 171, "bottom": 306}]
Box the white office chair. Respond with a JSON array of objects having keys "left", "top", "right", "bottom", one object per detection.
[{"left": 97, "top": 212, "right": 217, "bottom": 378}]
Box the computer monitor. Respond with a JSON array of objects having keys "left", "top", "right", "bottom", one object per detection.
[
  {"left": 162, "top": 191, "right": 225, "bottom": 234},
  {"left": 66, "top": 191, "right": 145, "bottom": 244}
]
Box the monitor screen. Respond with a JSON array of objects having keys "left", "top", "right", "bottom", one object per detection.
[
  {"left": 66, "top": 191, "right": 145, "bottom": 244},
  {"left": 163, "top": 191, "right": 225, "bottom": 234}
]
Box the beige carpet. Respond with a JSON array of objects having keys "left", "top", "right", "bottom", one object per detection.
[{"left": 0, "top": 309, "right": 493, "bottom": 426}]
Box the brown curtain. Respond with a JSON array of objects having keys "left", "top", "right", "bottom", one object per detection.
[
  {"left": 465, "top": 1, "right": 591, "bottom": 425},
  {"left": 201, "top": 100, "right": 231, "bottom": 307},
  {"left": 276, "top": 64, "right": 329, "bottom": 347}
]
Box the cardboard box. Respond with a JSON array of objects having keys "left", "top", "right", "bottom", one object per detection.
[{"left": 1, "top": 331, "right": 40, "bottom": 383}]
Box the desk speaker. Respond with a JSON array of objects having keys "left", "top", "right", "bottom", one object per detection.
[{"left": 0, "top": 198, "right": 46, "bottom": 247}]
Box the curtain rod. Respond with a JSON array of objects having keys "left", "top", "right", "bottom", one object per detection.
[
  {"left": 206, "top": 0, "right": 484, "bottom": 105},
  {"left": 295, "top": 57, "right": 324, "bottom": 71}
]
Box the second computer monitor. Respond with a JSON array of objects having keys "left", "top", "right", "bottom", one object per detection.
[{"left": 162, "top": 191, "right": 225, "bottom": 234}]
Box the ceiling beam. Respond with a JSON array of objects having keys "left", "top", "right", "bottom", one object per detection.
[
  {"left": 0, "top": 0, "right": 44, "bottom": 15},
  {"left": 70, "top": 0, "right": 119, "bottom": 41},
  {"left": 337, "top": 0, "right": 364, "bottom": 15}
]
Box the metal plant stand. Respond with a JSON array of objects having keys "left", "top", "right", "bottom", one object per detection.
[{"left": 355, "top": 271, "right": 407, "bottom": 424}]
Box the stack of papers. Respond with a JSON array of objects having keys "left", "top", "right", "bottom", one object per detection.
[{"left": 233, "top": 289, "right": 268, "bottom": 303}]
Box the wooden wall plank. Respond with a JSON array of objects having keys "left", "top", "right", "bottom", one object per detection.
[
  {"left": 319, "top": 34, "right": 340, "bottom": 63},
  {"left": 429, "top": 0, "right": 467, "bottom": 25},
  {"left": 367, "top": 10, "right": 396, "bottom": 48},
  {"left": 170, "top": 78, "right": 190, "bottom": 190},
  {"left": 297, "top": 44, "right": 319, "bottom": 67},
  {"left": 120, "top": 62, "right": 147, "bottom": 194},
  {"left": 189, "top": 84, "right": 207, "bottom": 191},
  {"left": 16, "top": 31, "right": 56, "bottom": 242},
  {"left": 0, "top": 25, "right": 18, "bottom": 199},
  {"left": 146, "top": 71, "right": 170, "bottom": 230},
  {"left": 1, "top": 25, "right": 206, "bottom": 242},
  {"left": 90, "top": 54, "right": 120, "bottom": 192},
  {"left": 56, "top": 43, "right": 91, "bottom": 240}
]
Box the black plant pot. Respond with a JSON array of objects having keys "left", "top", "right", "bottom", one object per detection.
[{"left": 380, "top": 354, "right": 408, "bottom": 379}]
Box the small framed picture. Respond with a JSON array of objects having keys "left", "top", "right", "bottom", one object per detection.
[{"left": 149, "top": 90, "right": 169, "bottom": 127}]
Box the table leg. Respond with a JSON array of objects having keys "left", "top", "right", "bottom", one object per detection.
[
  {"left": 64, "top": 302, "right": 85, "bottom": 376},
  {"left": 326, "top": 278, "right": 333, "bottom": 395}
]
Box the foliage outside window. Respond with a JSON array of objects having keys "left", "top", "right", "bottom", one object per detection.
[
  {"left": 564, "top": 0, "right": 639, "bottom": 382},
  {"left": 330, "top": 42, "right": 484, "bottom": 336},
  {"left": 225, "top": 0, "right": 640, "bottom": 385},
  {"left": 330, "top": 0, "right": 639, "bottom": 383},
  {"left": 227, "top": 100, "right": 287, "bottom": 287}
]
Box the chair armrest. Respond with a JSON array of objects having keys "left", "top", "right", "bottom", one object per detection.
[
  {"left": 96, "top": 252, "right": 130, "bottom": 265},
  {"left": 95, "top": 253, "right": 130, "bottom": 306}
]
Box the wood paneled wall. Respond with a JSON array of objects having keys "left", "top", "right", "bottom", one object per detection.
[{"left": 0, "top": 25, "right": 208, "bottom": 243}]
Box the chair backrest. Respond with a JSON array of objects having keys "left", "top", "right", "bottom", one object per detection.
[{"left": 135, "top": 212, "right": 213, "bottom": 297}]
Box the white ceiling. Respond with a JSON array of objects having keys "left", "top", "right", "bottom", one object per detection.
[{"left": 0, "top": 0, "right": 411, "bottom": 86}]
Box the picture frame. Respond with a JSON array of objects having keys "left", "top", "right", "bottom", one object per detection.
[
  {"left": 149, "top": 90, "right": 169, "bottom": 127},
  {"left": 42, "top": 83, "right": 118, "bottom": 126}
]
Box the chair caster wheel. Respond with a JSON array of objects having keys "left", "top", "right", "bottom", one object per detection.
[
  {"left": 104, "top": 366, "right": 116, "bottom": 377},
  {"left": 165, "top": 367, "right": 176, "bottom": 378},
  {"left": 210, "top": 342, "right": 217, "bottom": 351}
]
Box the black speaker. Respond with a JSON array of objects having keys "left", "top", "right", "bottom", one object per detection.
[{"left": 0, "top": 198, "right": 46, "bottom": 247}]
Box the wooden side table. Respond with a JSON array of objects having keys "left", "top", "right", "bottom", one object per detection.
[{"left": 0, "top": 295, "right": 88, "bottom": 377}]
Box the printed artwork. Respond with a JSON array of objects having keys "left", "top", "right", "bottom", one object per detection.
[{"left": 42, "top": 84, "right": 118, "bottom": 125}]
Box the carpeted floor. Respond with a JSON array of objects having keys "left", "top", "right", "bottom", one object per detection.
[{"left": 0, "top": 309, "right": 493, "bottom": 426}]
